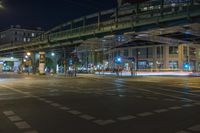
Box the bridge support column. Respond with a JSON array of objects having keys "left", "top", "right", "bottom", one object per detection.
[
  {"left": 153, "top": 46, "right": 157, "bottom": 70},
  {"left": 39, "top": 52, "right": 46, "bottom": 75},
  {"left": 163, "top": 45, "right": 169, "bottom": 69},
  {"left": 63, "top": 48, "right": 67, "bottom": 77},
  {"left": 178, "top": 44, "right": 184, "bottom": 71},
  {"left": 32, "top": 51, "right": 36, "bottom": 74}
]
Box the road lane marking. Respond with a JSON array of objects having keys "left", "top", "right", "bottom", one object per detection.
[
  {"left": 120, "top": 84, "right": 196, "bottom": 102},
  {"left": 3, "top": 110, "right": 38, "bottom": 132},
  {"left": 0, "top": 92, "right": 17, "bottom": 96},
  {"left": 168, "top": 106, "right": 182, "bottom": 110},
  {"left": 37, "top": 98, "right": 46, "bottom": 101},
  {"left": 68, "top": 110, "right": 82, "bottom": 115},
  {"left": 79, "top": 114, "right": 95, "bottom": 120},
  {"left": 154, "top": 109, "right": 169, "bottom": 113},
  {"left": 0, "top": 85, "right": 30, "bottom": 95},
  {"left": 194, "top": 102, "right": 200, "bottom": 106},
  {"left": 23, "top": 130, "right": 39, "bottom": 133},
  {"left": 146, "top": 97, "right": 158, "bottom": 100},
  {"left": 135, "top": 96, "right": 143, "bottom": 98},
  {"left": 163, "top": 98, "right": 176, "bottom": 102},
  {"left": 8, "top": 116, "right": 23, "bottom": 122},
  {"left": 182, "top": 104, "right": 194, "bottom": 107},
  {"left": 93, "top": 119, "right": 116, "bottom": 126},
  {"left": 59, "top": 106, "right": 70, "bottom": 110},
  {"left": 14, "top": 121, "right": 31, "bottom": 129},
  {"left": 188, "top": 124, "right": 200, "bottom": 131},
  {"left": 3, "top": 111, "right": 15, "bottom": 116},
  {"left": 50, "top": 103, "right": 61, "bottom": 107},
  {"left": 137, "top": 112, "right": 154, "bottom": 117},
  {"left": 31, "top": 96, "right": 39, "bottom": 98},
  {"left": 176, "top": 131, "right": 190, "bottom": 133},
  {"left": 44, "top": 100, "right": 53, "bottom": 103},
  {"left": 129, "top": 86, "right": 194, "bottom": 102},
  {"left": 117, "top": 115, "right": 136, "bottom": 121},
  {"left": 145, "top": 85, "right": 200, "bottom": 97}
]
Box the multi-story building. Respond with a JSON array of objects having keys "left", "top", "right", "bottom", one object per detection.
[
  {"left": 0, "top": 25, "right": 43, "bottom": 46},
  {"left": 0, "top": 25, "right": 43, "bottom": 72},
  {"left": 105, "top": 40, "right": 200, "bottom": 72}
]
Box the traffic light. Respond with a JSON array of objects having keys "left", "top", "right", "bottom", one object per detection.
[
  {"left": 115, "top": 57, "right": 122, "bottom": 64},
  {"left": 184, "top": 63, "right": 190, "bottom": 70}
]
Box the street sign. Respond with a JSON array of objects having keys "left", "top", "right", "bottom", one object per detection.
[{"left": 127, "top": 57, "right": 135, "bottom": 62}]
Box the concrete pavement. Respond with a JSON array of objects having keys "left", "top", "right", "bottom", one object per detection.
[{"left": 0, "top": 73, "right": 200, "bottom": 133}]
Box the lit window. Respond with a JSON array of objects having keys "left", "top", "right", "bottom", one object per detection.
[
  {"left": 27, "top": 38, "right": 30, "bottom": 42},
  {"left": 31, "top": 33, "right": 35, "bottom": 37},
  {"left": 149, "top": 6, "right": 154, "bottom": 10},
  {"left": 143, "top": 7, "right": 147, "bottom": 11},
  {"left": 124, "top": 49, "right": 129, "bottom": 57},
  {"left": 24, "top": 38, "right": 26, "bottom": 42}
]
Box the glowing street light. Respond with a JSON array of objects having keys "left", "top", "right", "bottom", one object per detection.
[
  {"left": 27, "top": 52, "right": 31, "bottom": 56},
  {"left": 184, "top": 63, "right": 190, "bottom": 70},
  {"left": 51, "top": 52, "right": 55, "bottom": 57},
  {"left": 115, "top": 57, "right": 122, "bottom": 64},
  {"left": 117, "top": 57, "right": 121, "bottom": 62}
]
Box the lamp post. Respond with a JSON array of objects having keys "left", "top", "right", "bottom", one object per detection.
[
  {"left": 24, "top": 52, "right": 32, "bottom": 75},
  {"left": 51, "top": 52, "right": 56, "bottom": 74},
  {"left": 115, "top": 57, "right": 122, "bottom": 77}
]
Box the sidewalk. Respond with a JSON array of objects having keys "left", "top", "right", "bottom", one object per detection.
[{"left": 1, "top": 71, "right": 199, "bottom": 81}]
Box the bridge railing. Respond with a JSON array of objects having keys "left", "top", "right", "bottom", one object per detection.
[{"left": 44, "top": 3, "right": 200, "bottom": 43}]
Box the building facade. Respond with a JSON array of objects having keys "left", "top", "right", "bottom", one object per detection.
[
  {"left": 105, "top": 42, "right": 200, "bottom": 72},
  {"left": 0, "top": 25, "right": 43, "bottom": 46}
]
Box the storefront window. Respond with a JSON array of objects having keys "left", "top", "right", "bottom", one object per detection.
[
  {"left": 147, "top": 47, "right": 153, "bottom": 58},
  {"left": 169, "top": 61, "right": 178, "bottom": 69},
  {"left": 190, "top": 47, "right": 196, "bottom": 56},
  {"left": 157, "top": 46, "right": 163, "bottom": 58},
  {"left": 169, "top": 46, "right": 178, "bottom": 54},
  {"left": 132, "top": 49, "right": 136, "bottom": 57},
  {"left": 138, "top": 48, "right": 147, "bottom": 58},
  {"left": 124, "top": 49, "right": 129, "bottom": 57}
]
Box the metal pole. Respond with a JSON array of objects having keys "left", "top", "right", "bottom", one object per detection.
[
  {"left": 32, "top": 51, "right": 36, "bottom": 74},
  {"left": 75, "top": 45, "right": 77, "bottom": 77},
  {"left": 63, "top": 48, "right": 67, "bottom": 77}
]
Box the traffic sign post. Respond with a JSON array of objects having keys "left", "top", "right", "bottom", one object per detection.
[{"left": 127, "top": 57, "right": 135, "bottom": 77}]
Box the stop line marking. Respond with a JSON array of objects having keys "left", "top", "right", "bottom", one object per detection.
[{"left": 3, "top": 110, "right": 39, "bottom": 133}]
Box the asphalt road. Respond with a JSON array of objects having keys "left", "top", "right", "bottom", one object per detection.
[{"left": 0, "top": 73, "right": 200, "bottom": 133}]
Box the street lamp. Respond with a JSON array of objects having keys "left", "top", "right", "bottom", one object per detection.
[
  {"left": 117, "top": 57, "right": 121, "bottom": 62},
  {"left": 27, "top": 52, "right": 31, "bottom": 56},
  {"left": 115, "top": 57, "right": 122, "bottom": 76},
  {"left": 51, "top": 52, "right": 55, "bottom": 57},
  {"left": 24, "top": 52, "right": 32, "bottom": 75}
]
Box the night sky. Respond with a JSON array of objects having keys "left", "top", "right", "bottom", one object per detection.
[{"left": 0, "top": 0, "right": 117, "bottom": 30}]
